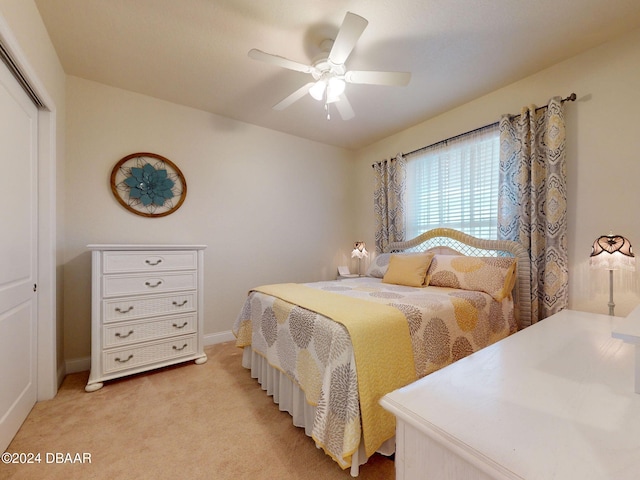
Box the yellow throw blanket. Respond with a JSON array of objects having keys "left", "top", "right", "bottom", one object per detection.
[{"left": 253, "top": 283, "right": 417, "bottom": 458}]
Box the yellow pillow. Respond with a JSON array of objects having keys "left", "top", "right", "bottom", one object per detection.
[{"left": 382, "top": 253, "right": 434, "bottom": 287}]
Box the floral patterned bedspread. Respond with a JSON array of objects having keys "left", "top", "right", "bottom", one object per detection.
[{"left": 232, "top": 276, "right": 516, "bottom": 469}]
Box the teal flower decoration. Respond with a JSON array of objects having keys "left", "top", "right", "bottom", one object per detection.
[{"left": 124, "top": 163, "right": 175, "bottom": 206}]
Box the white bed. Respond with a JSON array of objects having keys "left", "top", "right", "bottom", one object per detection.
[{"left": 232, "top": 228, "right": 531, "bottom": 476}]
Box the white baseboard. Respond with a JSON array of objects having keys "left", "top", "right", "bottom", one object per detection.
[
  {"left": 63, "top": 330, "right": 236, "bottom": 376},
  {"left": 65, "top": 356, "right": 91, "bottom": 375},
  {"left": 203, "top": 330, "right": 235, "bottom": 345}
]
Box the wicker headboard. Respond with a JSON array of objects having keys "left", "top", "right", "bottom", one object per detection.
[{"left": 386, "top": 228, "right": 532, "bottom": 329}]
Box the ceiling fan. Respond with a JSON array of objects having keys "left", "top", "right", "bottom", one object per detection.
[{"left": 248, "top": 11, "right": 411, "bottom": 120}]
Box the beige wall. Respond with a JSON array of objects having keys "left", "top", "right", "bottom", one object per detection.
[
  {"left": 354, "top": 27, "right": 640, "bottom": 317},
  {"left": 64, "top": 76, "right": 355, "bottom": 360}
]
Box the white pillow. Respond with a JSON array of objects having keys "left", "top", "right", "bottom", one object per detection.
[{"left": 366, "top": 253, "right": 391, "bottom": 278}]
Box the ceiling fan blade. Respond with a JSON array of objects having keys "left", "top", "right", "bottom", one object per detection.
[
  {"left": 334, "top": 94, "right": 355, "bottom": 120},
  {"left": 344, "top": 70, "right": 411, "bottom": 86},
  {"left": 273, "top": 82, "right": 315, "bottom": 110},
  {"left": 248, "top": 49, "right": 314, "bottom": 74},
  {"left": 328, "top": 12, "right": 368, "bottom": 65}
]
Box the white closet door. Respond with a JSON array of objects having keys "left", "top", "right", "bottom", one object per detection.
[{"left": 0, "top": 58, "right": 38, "bottom": 451}]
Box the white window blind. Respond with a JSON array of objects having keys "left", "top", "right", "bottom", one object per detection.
[{"left": 405, "top": 124, "right": 500, "bottom": 240}]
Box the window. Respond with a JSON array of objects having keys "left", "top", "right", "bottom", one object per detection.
[{"left": 405, "top": 124, "right": 500, "bottom": 240}]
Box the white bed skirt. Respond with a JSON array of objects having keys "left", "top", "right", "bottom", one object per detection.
[{"left": 242, "top": 346, "right": 394, "bottom": 477}]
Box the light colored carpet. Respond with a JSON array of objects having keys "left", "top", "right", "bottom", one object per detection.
[{"left": 3, "top": 342, "right": 395, "bottom": 479}]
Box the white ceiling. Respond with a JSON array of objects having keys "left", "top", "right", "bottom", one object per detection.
[{"left": 35, "top": 0, "right": 640, "bottom": 150}]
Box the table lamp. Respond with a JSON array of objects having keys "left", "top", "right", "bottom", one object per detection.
[
  {"left": 351, "top": 241, "right": 368, "bottom": 276},
  {"left": 590, "top": 234, "right": 635, "bottom": 315}
]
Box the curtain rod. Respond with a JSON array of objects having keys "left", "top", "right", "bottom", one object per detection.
[{"left": 401, "top": 93, "right": 577, "bottom": 158}]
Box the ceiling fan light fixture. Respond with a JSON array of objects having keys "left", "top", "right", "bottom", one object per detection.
[
  {"left": 327, "top": 77, "right": 345, "bottom": 102},
  {"left": 309, "top": 80, "right": 326, "bottom": 101},
  {"left": 248, "top": 12, "right": 412, "bottom": 120}
]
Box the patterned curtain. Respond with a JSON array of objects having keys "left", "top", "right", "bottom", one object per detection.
[
  {"left": 498, "top": 97, "right": 568, "bottom": 324},
  {"left": 373, "top": 154, "right": 406, "bottom": 253}
]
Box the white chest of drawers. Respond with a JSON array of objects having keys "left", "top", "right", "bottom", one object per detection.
[
  {"left": 380, "top": 310, "right": 640, "bottom": 480},
  {"left": 85, "top": 244, "right": 207, "bottom": 392}
]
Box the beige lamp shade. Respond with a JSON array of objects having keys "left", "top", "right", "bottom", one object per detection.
[
  {"left": 351, "top": 241, "right": 368, "bottom": 259},
  {"left": 590, "top": 234, "right": 635, "bottom": 271}
]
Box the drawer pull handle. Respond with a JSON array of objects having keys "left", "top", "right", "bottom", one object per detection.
[
  {"left": 115, "top": 306, "right": 134, "bottom": 314},
  {"left": 145, "top": 259, "right": 162, "bottom": 266},
  {"left": 172, "top": 300, "right": 188, "bottom": 307},
  {"left": 115, "top": 330, "right": 134, "bottom": 339},
  {"left": 172, "top": 322, "right": 188, "bottom": 329},
  {"left": 172, "top": 344, "right": 188, "bottom": 351},
  {"left": 145, "top": 280, "right": 163, "bottom": 288},
  {"left": 115, "top": 354, "right": 134, "bottom": 363}
]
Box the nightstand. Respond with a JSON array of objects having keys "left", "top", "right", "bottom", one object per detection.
[{"left": 336, "top": 274, "right": 362, "bottom": 280}]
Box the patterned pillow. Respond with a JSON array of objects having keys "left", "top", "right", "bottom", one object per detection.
[
  {"left": 426, "top": 255, "right": 517, "bottom": 301},
  {"left": 382, "top": 253, "right": 435, "bottom": 287},
  {"left": 366, "top": 253, "right": 392, "bottom": 278}
]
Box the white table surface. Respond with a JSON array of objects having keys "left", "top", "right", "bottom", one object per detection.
[
  {"left": 380, "top": 309, "right": 640, "bottom": 480},
  {"left": 613, "top": 304, "right": 640, "bottom": 344}
]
